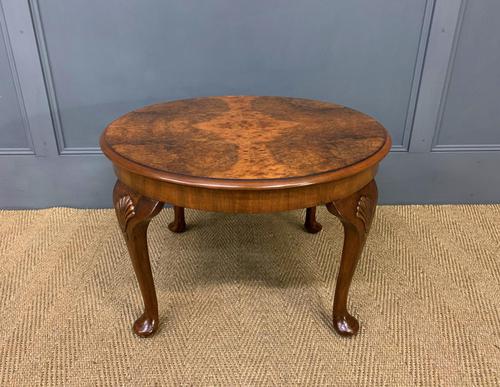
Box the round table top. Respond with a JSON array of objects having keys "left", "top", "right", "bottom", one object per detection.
[{"left": 100, "top": 96, "right": 391, "bottom": 189}]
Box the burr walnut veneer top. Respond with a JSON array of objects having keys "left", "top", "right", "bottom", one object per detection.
[{"left": 100, "top": 96, "right": 391, "bottom": 189}]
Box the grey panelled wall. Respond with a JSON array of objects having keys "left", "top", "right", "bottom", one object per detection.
[
  {"left": 0, "top": 0, "right": 499, "bottom": 208},
  {"left": 36, "top": 0, "right": 427, "bottom": 151},
  {"left": 434, "top": 0, "right": 500, "bottom": 149},
  {"left": 0, "top": 5, "right": 31, "bottom": 153}
]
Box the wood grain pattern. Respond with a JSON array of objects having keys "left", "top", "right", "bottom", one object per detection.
[
  {"left": 114, "top": 164, "right": 378, "bottom": 213},
  {"left": 101, "top": 96, "right": 390, "bottom": 188}
]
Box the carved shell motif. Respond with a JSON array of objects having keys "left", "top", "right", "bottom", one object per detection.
[
  {"left": 115, "top": 195, "right": 136, "bottom": 234},
  {"left": 356, "top": 196, "right": 373, "bottom": 232}
]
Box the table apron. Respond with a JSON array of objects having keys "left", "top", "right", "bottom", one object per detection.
[{"left": 113, "top": 165, "right": 378, "bottom": 213}]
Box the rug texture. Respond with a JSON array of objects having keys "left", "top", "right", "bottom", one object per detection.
[{"left": 0, "top": 205, "right": 499, "bottom": 386}]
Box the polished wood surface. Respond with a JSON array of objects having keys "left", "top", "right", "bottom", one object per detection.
[
  {"left": 114, "top": 164, "right": 378, "bottom": 213},
  {"left": 101, "top": 96, "right": 391, "bottom": 338},
  {"left": 101, "top": 96, "right": 390, "bottom": 189}
]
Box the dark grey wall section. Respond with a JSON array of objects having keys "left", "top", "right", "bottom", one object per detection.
[
  {"left": 1, "top": 0, "right": 500, "bottom": 208},
  {"left": 2, "top": 151, "right": 500, "bottom": 208},
  {"left": 35, "top": 0, "right": 427, "bottom": 151},
  {"left": 435, "top": 0, "right": 500, "bottom": 148},
  {"left": 0, "top": 6, "right": 30, "bottom": 151}
]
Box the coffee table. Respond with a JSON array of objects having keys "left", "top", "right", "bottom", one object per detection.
[{"left": 100, "top": 96, "right": 391, "bottom": 338}]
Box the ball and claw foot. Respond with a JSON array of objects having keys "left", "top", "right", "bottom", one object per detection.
[
  {"left": 333, "top": 313, "right": 359, "bottom": 337},
  {"left": 133, "top": 313, "right": 158, "bottom": 338},
  {"left": 304, "top": 207, "right": 323, "bottom": 234}
]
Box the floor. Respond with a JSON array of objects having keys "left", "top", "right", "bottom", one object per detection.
[{"left": 0, "top": 205, "right": 499, "bottom": 386}]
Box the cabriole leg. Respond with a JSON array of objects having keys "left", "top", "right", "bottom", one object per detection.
[
  {"left": 113, "top": 180, "right": 163, "bottom": 337},
  {"left": 326, "top": 180, "right": 378, "bottom": 336}
]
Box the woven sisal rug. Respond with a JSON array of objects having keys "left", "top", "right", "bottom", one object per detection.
[{"left": 0, "top": 205, "right": 499, "bottom": 386}]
